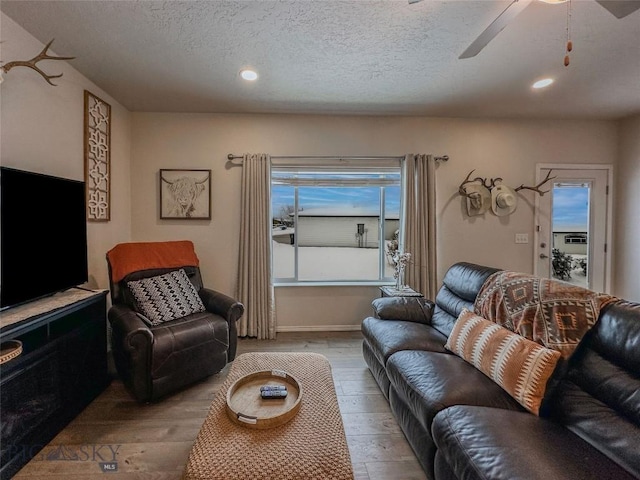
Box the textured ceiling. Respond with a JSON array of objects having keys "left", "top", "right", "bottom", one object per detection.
[{"left": 2, "top": 0, "right": 639, "bottom": 119}]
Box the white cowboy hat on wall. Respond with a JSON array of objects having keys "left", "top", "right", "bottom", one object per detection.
[{"left": 491, "top": 183, "right": 518, "bottom": 216}]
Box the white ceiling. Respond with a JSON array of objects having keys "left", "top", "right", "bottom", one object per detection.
[{"left": 2, "top": 0, "right": 639, "bottom": 119}]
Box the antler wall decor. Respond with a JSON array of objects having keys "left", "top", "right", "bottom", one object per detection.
[
  {"left": 513, "top": 169, "right": 556, "bottom": 196},
  {"left": 0, "top": 39, "right": 75, "bottom": 86},
  {"left": 458, "top": 169, "right": 555, "bottom": 217}
]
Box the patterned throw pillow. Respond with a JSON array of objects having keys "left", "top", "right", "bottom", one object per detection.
[
  {"left": 445, "top": 308, "right": 561, "bottom": 415},
  {"left": 127, "top": 269, "right": 206, "bottom": 326}
]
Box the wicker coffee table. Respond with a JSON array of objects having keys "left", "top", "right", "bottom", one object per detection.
[{"left": 182, "top": 352, "right": 354, "bottom": 480}]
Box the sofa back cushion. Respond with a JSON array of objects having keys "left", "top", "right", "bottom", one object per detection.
[
  {"left": 552, "top": 300, "right": 640, "bottom": 478},
  {"left": 431, "top": 262, "right": 501, "bottom": 337}
]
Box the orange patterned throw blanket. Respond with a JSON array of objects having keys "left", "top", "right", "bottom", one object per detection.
[
  {"left": 474, "top": 271, "right": 618, "bottom": 359},
  {"left": 107, "top": 240, "right": 200, "bottom": 283}
]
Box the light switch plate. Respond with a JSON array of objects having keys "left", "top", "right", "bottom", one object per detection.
[{"left": 515, "top": 233, "right": 529, "bottom": 244}]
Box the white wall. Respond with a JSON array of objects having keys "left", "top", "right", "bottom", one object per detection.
[
  {"left": 130, "top": 113, "right": 618, "bottom": 330},
  {"left": 614, "top": 115, "right": 640, "bottom": 302},
  {"left": 0, "top": 13, "right": 132, "bottom": 294},
  {"left": 3, "top": 12, "right": 627, "bottom": 328}
]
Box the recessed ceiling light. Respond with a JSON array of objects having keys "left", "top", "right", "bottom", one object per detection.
[
  {"left": 240, "top": 69, "right": 258, "bottom": 81},
  {"left": 532, "top": 78, "right": 554, "bottom": 89},
  {"left": 539, "top": 0, "right": 567, "bottom": 4}
]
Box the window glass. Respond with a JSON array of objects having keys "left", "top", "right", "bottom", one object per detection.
[
  {"left": 271, "top": 164, "right": 401, "bottom": 283},
  {"left": 272, "top": 184, "right": 296, "bottom": 280},
  {"left": 384, "top": 185, "right": 400, "bottom": 279}
]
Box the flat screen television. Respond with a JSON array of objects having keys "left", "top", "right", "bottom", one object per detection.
[{"left": 1, "top": 167, "right": 89, "bottom": 310}]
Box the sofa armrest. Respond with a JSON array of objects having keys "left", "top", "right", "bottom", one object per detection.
[
  {"left": 108, "top": 304, "right": 154, "bottom": 401},
  {"left": 371, "top": 297, "right": 435, "bottom": 324},
  {"left": 199, "top": 288, "right": 245, "bottom": 324},
  {"left": 108, "top": 304, "right": 154, "bottom": 348},
  {"left": 199, "top": 288, "right": 245, "bottom": 361}
]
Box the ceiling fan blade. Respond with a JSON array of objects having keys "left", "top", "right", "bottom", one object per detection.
[
  {"left": 408, "top": 0, "right": 423, "bottom": 4},
  {"left": 595, "top": 0, "right": 640, "bottom": 18},
  {"left": 459, "top": 0, "right": 533, "bottom": 59}
]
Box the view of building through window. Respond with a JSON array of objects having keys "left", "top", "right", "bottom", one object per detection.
[{"left": 272, "top": 168, "right": 401, "bottom": 282}]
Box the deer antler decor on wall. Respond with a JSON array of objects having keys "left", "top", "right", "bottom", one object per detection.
[
  {"left": 459, "top": 169, "right": 555, "bottom": 217},
  {"left": 0, "top": 39, "right": 75, "bottom": 86},
  {"left": 513, "top": 169, "right": 556, "bottom": 196}
]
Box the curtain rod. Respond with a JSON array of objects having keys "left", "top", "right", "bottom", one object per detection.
[{"left": 226, "top": 154, "right": 449, "bottom": 162}]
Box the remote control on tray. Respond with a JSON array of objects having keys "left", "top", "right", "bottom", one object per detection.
[
  {"left": 260, "top": 389, "right": 288, "bottom": 399},
  {"left": 260, "top": 385, "right": 287, "bottom": 392}
]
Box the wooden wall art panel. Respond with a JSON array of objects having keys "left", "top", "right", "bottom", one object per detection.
[{"left": 84, "top": 90, "right": 111, "bottom": 221}]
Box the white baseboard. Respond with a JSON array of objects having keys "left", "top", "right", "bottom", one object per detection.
[{"left": 276, "top": 324, "right": 362, "bottom": 332}]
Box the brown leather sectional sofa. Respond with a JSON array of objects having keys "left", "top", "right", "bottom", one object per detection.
[{"left": 362, "top": 262, "right": 640, "bottom": 480}]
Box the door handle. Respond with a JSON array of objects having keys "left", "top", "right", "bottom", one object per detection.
[{"left": 539, "top": 253, "right": 549, "bottom": 259}]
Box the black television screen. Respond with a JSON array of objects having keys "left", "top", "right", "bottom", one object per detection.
[{"left": 1, "top": 167, "right": 89, "bottom": 310}]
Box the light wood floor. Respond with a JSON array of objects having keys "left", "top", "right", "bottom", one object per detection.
[{"left": 14, "top": 332, "right": 427, "bottom": 480}]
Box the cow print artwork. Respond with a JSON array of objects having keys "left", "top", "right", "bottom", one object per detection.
[
  {"left": 127, "top": 269, "right": 206, "bottom": 326},
  {"left": 160, "top": 169, "right": 211, "bottom": 219}
]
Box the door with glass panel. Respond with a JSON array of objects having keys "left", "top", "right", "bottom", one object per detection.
[{"left": 534, "top": 165, "right": 611, "bottom": 292}]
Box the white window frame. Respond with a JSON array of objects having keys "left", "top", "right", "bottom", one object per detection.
[{"left": 271, "top": 157, "right": 403, "bottom": 286}]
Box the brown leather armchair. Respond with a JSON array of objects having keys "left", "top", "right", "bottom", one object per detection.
[{"left": 106, "top": 240, "right": 244, "bottom": 402}]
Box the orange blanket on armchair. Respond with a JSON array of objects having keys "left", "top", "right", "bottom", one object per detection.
[{"left": 107, "top": 240, "right": 200, "bottom": 283}]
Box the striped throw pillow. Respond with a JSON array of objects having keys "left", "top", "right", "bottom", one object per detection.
[
  {"left": 127, "top": 269, "right": 206, "bottom": 326},
  {"left": 445, "top": 308, "right": 561, "bottom": 415}
]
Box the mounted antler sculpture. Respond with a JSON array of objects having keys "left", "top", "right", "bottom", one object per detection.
[
  {"left": 514, "top": 170, "right": 556, "bottom": 196},
  {"left": 458, "top": 169, "right": 555, "bottom": 217},
  {"left": 0, "top": 39, "right": 75, "bottom": 86}
]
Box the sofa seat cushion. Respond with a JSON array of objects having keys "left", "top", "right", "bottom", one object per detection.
[
  {"left": 150, "top": 311, "right": 229, "bottom": 377},
  {"left": 362, "top": 317, "right": 448, "bottom": 366},
  {"left": 432, "top": 405, "right": 637, "bottom": 480},
  {"left": 386, "top": 350, "right": 523, "bottom": 434}
]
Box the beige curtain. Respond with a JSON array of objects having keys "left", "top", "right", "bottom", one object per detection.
[
  {"left": 402, "top": 154, "right": 438, "bottom": 300},
  {"left": 236, "top": 153, "right": 276, "bottom": 339}
]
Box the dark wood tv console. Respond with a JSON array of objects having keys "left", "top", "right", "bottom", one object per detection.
[{"left": 0, "top": 290, "right": 111, "bottom": 479}]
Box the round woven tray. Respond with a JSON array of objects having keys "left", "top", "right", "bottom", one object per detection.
[
  {"left": 0, "top": 340, "right": 23, "bottom": 364},
  {"left": 225, "top": 369, "right": 302, "bottom": 429}
]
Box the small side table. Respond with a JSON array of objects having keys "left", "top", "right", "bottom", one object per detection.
[{"left": 380, "top": 286, "right": 423, "bottom": 298}]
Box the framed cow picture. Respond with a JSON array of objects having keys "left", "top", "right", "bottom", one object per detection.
[{"left": 160, "top": 169, "right": 211, "bottom": 220}]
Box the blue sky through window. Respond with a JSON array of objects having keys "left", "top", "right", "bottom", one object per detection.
[
  {"left": 273, "top": 186, "right": 400, "bottom": 217},
  {"left": 272, "top": 165, "right": 401, "bottom": 220},
  {"left": 552, "top": 186, "right": 589, "bottom": 228}
]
